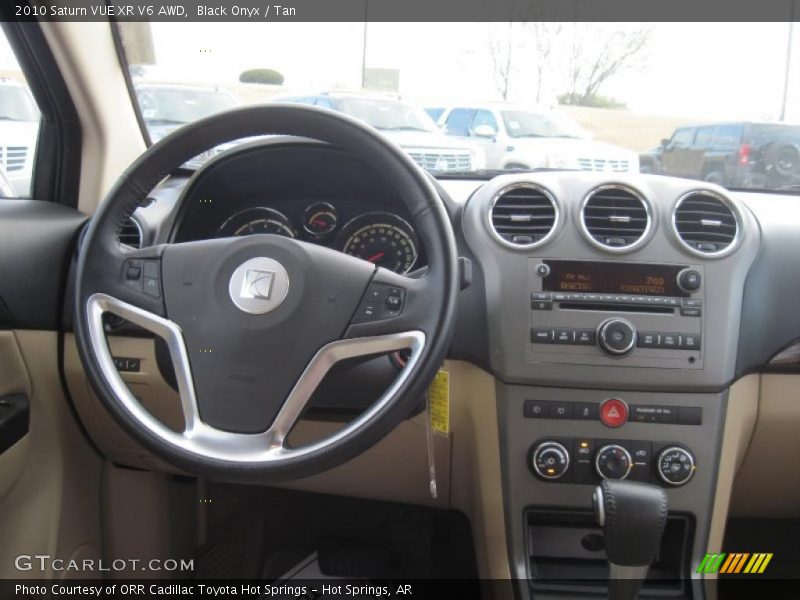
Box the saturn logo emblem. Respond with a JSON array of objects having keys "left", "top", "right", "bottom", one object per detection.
[{"left": 228, "top": 257, "right": 289, "bottom": 314}]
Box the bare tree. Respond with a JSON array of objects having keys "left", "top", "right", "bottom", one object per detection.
[
  {"left": 488, "top": 22, "right": 515, "bottom": 101},
  {"left": 526, "top": 22, "right": 562, "bottom": 104},
  {"left": 562, "top": 25, "right": 652, "bottom": 106}
]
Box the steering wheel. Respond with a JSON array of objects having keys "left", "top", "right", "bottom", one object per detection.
[{"left": 73, "top": 105, "right": 458, "bottom": 481}]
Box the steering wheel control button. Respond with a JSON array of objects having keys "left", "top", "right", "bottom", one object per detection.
[
  {"left": 595, "top": 444, "right": 633, "bottom": 480},
  {"left": 352, "top": 283, "right": 406, "bottom": 323},
  {"left": 657, "top": 446, "right": 696, "bottom": 486},
  {"left": 599, "top": 398, "right": 628, "bottom": 428},
  {"left": 597, "top": 318, "right": 637, "bottom": 356},
  {"left": 123, "top": 259, "right": 144, "bottom": 291},
  {"left": 531, "top": 441, "right": 570, "bottom": 480},
  {"left": 677, "top": 268, "right": 702, "bottom": 293},
  {"left": 143, "top": 277, "right": 161, "bottom": 298},
  {"left": 228, "top": 256, "right": 290, "bottom": 315}
]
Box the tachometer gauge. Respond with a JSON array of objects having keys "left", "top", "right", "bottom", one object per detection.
[
  {"left": 303, "top": 202, "right": 338, "bottom": 237},
  {"left": 217, "top": 207, "right": 296, "bottom": 238},
  {"left": 339, "top": 213, "right": 419, "bottom": 274}
]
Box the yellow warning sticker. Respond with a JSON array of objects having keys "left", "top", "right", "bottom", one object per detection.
[{"left": 429, "top": 370, "right": 450, "bottom": 435}]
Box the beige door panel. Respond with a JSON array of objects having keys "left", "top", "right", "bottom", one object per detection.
[
  {"left": 729, "top": 374, "right": 800, "bottom": 518},
  {"left": 0, "top": 331, "right": 103, "bottom": 578}
]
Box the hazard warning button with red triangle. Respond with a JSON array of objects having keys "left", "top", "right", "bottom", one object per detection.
[{"left": 599, "top": 398, "right": 628, "bottom": 428}]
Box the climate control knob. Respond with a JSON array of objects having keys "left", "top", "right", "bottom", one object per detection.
[
  {"left": 595, "top": 444, "right": 633, "bottom": 480},
  {"left": 597, "top": 318, "right": 637, "bottom": 356},
  {"left": 531, "top": 441, "right": 570, "bottom": 480},
  {"left": 657, "top": 446, "right": 696, "bottom": 486}
]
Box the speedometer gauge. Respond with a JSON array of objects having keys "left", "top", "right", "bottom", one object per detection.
[
  {"left": 217, "top": 207, "right": 296, "bottom": 238},
  {"left": 339, "top": 213, "right": 419, "bottom": 274}
]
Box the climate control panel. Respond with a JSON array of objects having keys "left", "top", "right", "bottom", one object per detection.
[{"left": 529, "top": 437, "right": 696, "bottom": 487}]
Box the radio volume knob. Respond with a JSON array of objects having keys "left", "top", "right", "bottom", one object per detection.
[
  {"left": 677, "top": 268, "right": 702, "bottom": 293},
  {"left": 597, "top": 318, "right": 637, "bottom": 356}
]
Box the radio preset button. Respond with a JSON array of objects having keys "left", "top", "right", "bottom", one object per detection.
[
  {"left": 575, "top": 329, "right": 597, "bottom": 345},
  {"left": 658, "top": 333, "right": 679, "bottom": 349},
  {"left": 679, "top": 334, "right": 702, "bottom": 350},
  {"left": 530, "top": 327, "right": 554, "bottom": 344},
  {"left": 680, "top": 306, "right": 702, "bottom": 317},
  {"left": 554, "top": 328, "right": 575, "bottom": 344},
  {"left": 637, "top": 332, "right": 661, "bottom": 348}
]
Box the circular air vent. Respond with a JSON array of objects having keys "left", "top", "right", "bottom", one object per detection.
[
  {"left": 581, "top": 184, "right": 651, "bottom": 252},
  {"left": 488, "top": 183, "right": 559, "bottom": 248},
  {"left": 118, "top": 217, "right": 142, "bottom": 249},
  {"left": 672, "top": 190, "right": 741, "bottom": 257}
]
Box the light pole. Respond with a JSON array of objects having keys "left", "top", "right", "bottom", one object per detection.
[{"left": 779, "top": 2, "right": 796, "bottom": 121}]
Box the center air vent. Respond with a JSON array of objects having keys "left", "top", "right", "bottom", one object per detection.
[
  {"left": 673, "top": 190, "right": 740, "bottom": 257},
  {"left": 489, "top": 183, "right": 558, "bottom": 248},
  {"left": 581, "top": 185, "right": 651, "bottom": 251},
  {"left": 118, "top": 217, "right": 142, "bottom": 249}
]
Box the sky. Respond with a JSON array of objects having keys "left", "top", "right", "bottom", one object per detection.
[{"left": 0, "top": 22, "right": 798, "bottom": 122}]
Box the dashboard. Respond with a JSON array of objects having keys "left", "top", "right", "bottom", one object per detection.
[{"left": 97, "top": 136, "right": 800, "bottom": 598}]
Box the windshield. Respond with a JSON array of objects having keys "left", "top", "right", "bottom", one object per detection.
[
  {"left": 0, "top": 85, "right": 39, "bottom": 122},
  {"left": 118, "top": 21, "right": 800, "bottom": 191},
  {"left": 137, "top": 86, "right": 236, "bottom": 125},
  {"left": 501, "top": 110, "right": 587, "bottom": 139},
  {"left": 335, "top": 98, "right": 437, "bottom": 132}
]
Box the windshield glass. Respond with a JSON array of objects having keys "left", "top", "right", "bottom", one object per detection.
[
  {"left": 118, "top": 21, "right": 800, "bottom": 191},
  {"left": 501, "top": 110, "right": 587, "bottom": 139},
  {"left": 0, "top": 84, "right": 39, "bottom": 122},
  {"left": 335, "top": 98, "right": 437, "bottom": 132}
]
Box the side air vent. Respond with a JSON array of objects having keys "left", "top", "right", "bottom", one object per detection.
[
  {"left": 581, "top": 185, "right": 651, "bottom": 251},
  {"left": 489, "top": 183, "right": 559, "bottom": 248},
  {"left": 118, "top": 217, "right": 142, "bottom": 249},
  {"left": 673, "top": 190, "right": 740, "bottom": 257}
]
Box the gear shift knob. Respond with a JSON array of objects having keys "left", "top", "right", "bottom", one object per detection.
[{"left": 593, "top": 479, "right": 668, "bottom": 600}]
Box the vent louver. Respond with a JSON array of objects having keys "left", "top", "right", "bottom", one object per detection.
[
  {"left": 673, "top": 191, "right": 739, "bottom": 256},
  {"left": 581, "top": 185, "right": 650, "bottom": 251},
  {"left": 118, "top": 217, "right": 142, "bottom": 249},
  {"left": 489, "top": 184, "right": 558, "bottom": 248}
]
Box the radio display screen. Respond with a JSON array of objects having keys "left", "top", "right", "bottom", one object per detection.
[{"left": 542, "top": 260, "right": 688, "bottom": 297}]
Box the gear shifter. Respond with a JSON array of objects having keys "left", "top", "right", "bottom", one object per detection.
[{"left": 593, "top": 479, "right": 668, "bottom": 600}]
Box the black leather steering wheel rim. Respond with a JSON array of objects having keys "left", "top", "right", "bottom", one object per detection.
[{"left": 73, "top": 104, "right": 458, "bottom": 482}]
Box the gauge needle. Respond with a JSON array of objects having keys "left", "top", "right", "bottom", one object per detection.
[{"left": 367, "top": 252, "right": 385, "bottom": 263}]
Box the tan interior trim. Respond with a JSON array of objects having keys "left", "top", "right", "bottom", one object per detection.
[
  {"left": 39, "top": 21, "right": 145, "bottom": 214},
  {"left": 729, "top": 374, "right": 800, "bottom": 518},
  {"left": 703, "top": 373, "right": 759, "bottom": 596},
  {"left": 0, "top": 331, "right": 102, "bottom": 579}
]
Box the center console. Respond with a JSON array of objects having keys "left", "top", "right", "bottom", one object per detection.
[{"left": 461, "top": 172, "right": 761, "bottom": 599}]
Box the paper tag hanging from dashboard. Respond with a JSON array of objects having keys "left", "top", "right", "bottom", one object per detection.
[{"left": 428, "top": 370, "right": 450, "bottom": 435}]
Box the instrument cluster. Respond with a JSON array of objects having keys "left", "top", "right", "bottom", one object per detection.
[{"left": 213, "top": 201, "right": 421, "bottom": 275}]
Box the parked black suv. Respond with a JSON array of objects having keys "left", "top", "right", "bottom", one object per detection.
[{"left": 640, "top": 122, "right": 800, "bottom": 189}]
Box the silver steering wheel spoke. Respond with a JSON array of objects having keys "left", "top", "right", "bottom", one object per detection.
[{"left": 86, "top": 293, "right": 426, "bottom": 463}]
